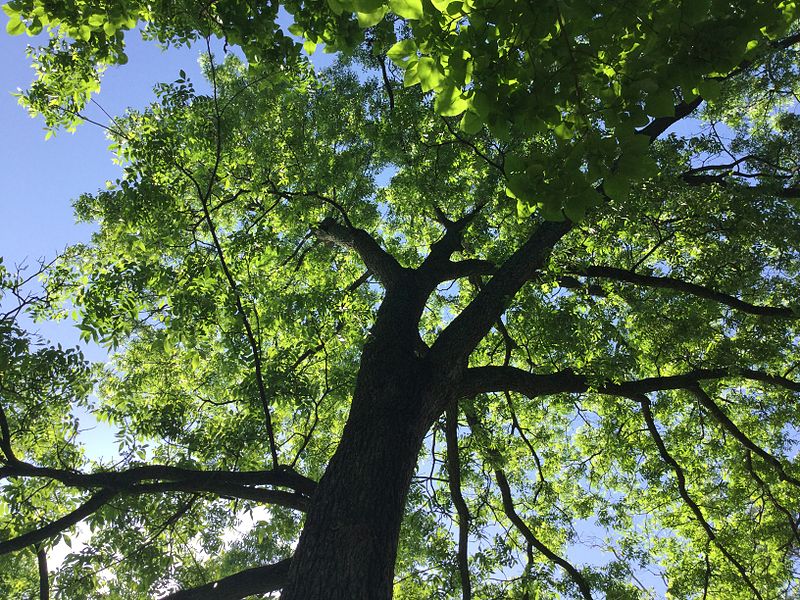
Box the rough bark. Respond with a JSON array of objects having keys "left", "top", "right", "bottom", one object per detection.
[{"left": 281, "top": 281, "right": 452, "bottom": 600}]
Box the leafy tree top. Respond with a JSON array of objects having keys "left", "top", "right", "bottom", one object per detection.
[{"left": 1, "top": 1, "right": 800, "bottom": 599}]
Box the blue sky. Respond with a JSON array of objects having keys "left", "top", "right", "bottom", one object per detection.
[
  {"left": 1, "top": 29, "right": 215, "bottom": 459},
  {"left": 1, "top": 30, "right": 209, "bottom": 348}
]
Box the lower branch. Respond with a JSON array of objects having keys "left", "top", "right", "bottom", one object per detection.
[
  {"left": 36, "top": 545, "right": 49, "bottom": 600},
  {"left": 636, "top": 394, "right": 763, "bottom": 600},
  {"left": 493, "top": 468, "right": 593, "bottom": 600},
  {"left": 0, "top": 489, "right": 117, "bottom": 556},
  {"left": 688, "top": 386, "right": 800, "bottom": 488},
  {"left": 165, "top": 557, "right": 292, "bottom": 600},
  {"left": 463, "top": 411, "right": 592, "bottom": 599},
  {"left": 445, "top": 402, "right": 472, "bottom": 600}
]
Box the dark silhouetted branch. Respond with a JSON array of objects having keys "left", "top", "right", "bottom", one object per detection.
[
  {"left": 688, "top": 386, "right": 800, "bottom": 488},
  {"left": 0, "top": 489, "right": 117, "bottom": 556},
  {"left": 445, "top": 402, "right": 472, "bottom": 600},
  {"left": 635, "top": 394, "right": 763, "bottom": 600},
  {"left": 36, "top": 545, "right": 49, "bottom": 600},
  {"left": 494, "top": 468, "right": 593, "bottom": 599},
  {"left": 458, "top": 365, "right": 800, "bottom": 400},
  {"left": 637, "top": 97, "right": 703, "bottom": 142},
  {"left": 577, "top": 265, "right": 797, "bottom": 318},
  {"left": 430, "top": 220, "right": 571, "bottom": 367},
  {"left": 165, "top": 557, "right": 292, "bottom": 599}
]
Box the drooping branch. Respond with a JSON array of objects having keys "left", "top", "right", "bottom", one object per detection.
[
  {"left": 493, "top": 468, "right": 593, "bottom": 599},
  {"left": 36, "top": 545, "right": 49, "bottom": 600},
  {"left": 198, "top": 189, "right": 279, "bottom": 468},
  {"left": 635, "top": 394, "right": 764, "bottom": 600},
  {"left": 577, "top": 265, "right": 797, "bottom": 318},
  {"left": 687, "top": 386, "right": 800, "bottom": 488},
  {"left": 0, "top": 489, "right": 117, "bottom": 556},
  {"left": 314, "top": 217, "right": 404, "bottom": 288},
  {"left": 164, "top": 557, "right": 292, "bottom": 599},
  {"left": 462, "top": 411, "right": 593, "bottom": 598},
  {"left": 458, "top": 365, "right": 800, "bottom": 400},
  {"left": 743, "top": 451, "right": 800, "bottom": 545},
  {"left": 430, "top": 220, "right": 572, "bottom": 367},
  {"left": 445, "top": 401, "right": 472, "bottom": 600}
]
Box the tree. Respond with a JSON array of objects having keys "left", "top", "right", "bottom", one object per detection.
[{"left": 2, "top": 0, "right": 800, "bottom": 597}]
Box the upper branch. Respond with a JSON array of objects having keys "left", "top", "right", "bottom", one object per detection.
[
  {"left": 164, "top": 558, "right": 291, "bottom": 600},
  {"left": 577, "top": 265, "right": 797, "bottom": 318},
  {"left": 314, "top": 217, "right": 404, "bottom": 288},
  {"left": 636, "top": 97, "right": 703, "bottom": 142},
  {"left": 458, "top": 365, "right": 800, "bottom": 400},
  {"left": 429, "top": 220, "right": 572, "bottom": 368}
]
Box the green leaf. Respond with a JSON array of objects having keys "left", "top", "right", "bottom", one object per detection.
[
  {"left": 434, "top": 85, "right": 468, "bottom": 116},
  {"left": 403, "top": 61, "right": 421, "bottom": 87},
  {"left": 387, "top": 39, "right": 417, "bottom": 67},
  {"left": 356, "top": 7, "right": 387, "bottom": 28},
  {"left": 603, "top": 173, "right": 629, "bottom": 201},
  {"left": 6, "top": 17, "right": 25, "bottom": 36},
  {"left": 417, "top": 57, "right": 444, "bottom": 92},
  {"left": 389, "top": 0, "right": 424, "bottom": 19},
  {"left": 459, "top": 110, "right": 483, "bottom": 134},
  {"left": 696, "top": 79, "right": 722, "bottom": 102}
]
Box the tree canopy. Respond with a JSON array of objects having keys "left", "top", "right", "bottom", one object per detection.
[{"left": 2, "top": 0, "right": 800, "bottom": 598}]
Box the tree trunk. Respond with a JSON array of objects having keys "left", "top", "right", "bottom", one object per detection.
[{"left": 281, "top": 317, "right": 447, "bottom": 599}]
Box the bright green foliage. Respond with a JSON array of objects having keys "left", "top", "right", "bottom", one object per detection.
[
  {"left": 5, "top": 0, "right": 800, "bottom": 214},
  {"left": 3, "top": 1, "right": 800, "bottom": 599}
]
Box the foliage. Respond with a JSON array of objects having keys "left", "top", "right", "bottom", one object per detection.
[{"left": 2, "top": 1, "right": 800, "bottom": 599}]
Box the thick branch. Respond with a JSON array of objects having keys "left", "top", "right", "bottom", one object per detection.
[
  {"left": 36, "top": 546, "right": 49, "bottom": 600},
  {"left": 636, "top": 395, "right": 763, "bottom": 599},
  {"left": 0, "top": 462, "right": 315, "bottom": 503},
  {"left": 165, "top": 558, "right": 291, "bottom": 600},
  {"left": 423, "top": 203, "right": 488, "bottom": 268},
  {"left": 458, "top": 365, "right": 800, "bottom": 400},
  {"left": 430, "top": 220, "right": 571, "bottom": 367},
  {"left": 130, "top": 481, "right": 310, "bottom": 511},
  {"left": 314, "top": 217, "right": 404, "bottom": 288},
  {"left": 579, "top": 265, "right": 797, "bottom": 318},
  {"left": 445, "top": 402, "right": 472, "bottom": 600},
  {"left": 637, "top": 97, "right": 703, "bottom": 142},
  {"left": 0, "top": 489, "right": 117, "bottom": 556}
]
